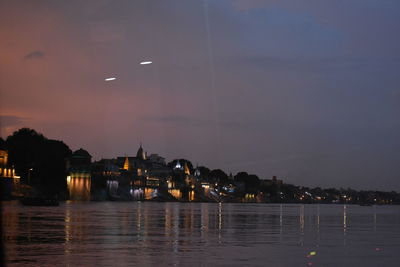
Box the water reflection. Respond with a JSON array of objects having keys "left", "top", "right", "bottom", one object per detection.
[
  {"left": 2, "top": 202, "right": 400, "bottom": 266},
  {"left": 316, "top": 205, "right": 320, "bottom": 247},
  {"left": 68, "top": 177, "right": 91, "bottom": 201},
  {"left": 343, "top": 205, "right": 347, "bottom": 232},
  {"left": 373, "top": 205, "right": 377, "bottom": 232},
  {"left": 64, "top": 203, "right": 71, "bottom": 257},
  {"left": 299, "top": 205, "right": 305, "bottom": 247},
  {"left": 343, "top": 205, "right": 347, "bottom": 246}
]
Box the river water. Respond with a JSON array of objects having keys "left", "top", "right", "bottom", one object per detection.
[{"left": 2, "top": 201, "right": 400, "bottom": 266}]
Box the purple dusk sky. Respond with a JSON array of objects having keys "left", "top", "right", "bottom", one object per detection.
[{"left": 1, "top": 0, "right": 400, "bottom": 190}]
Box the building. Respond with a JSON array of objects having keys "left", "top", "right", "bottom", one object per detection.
[
  {"left": 109, "top": 144, "right": 170, "bottom": 200},
  {"left": 0, "top": 147, "right": 19, "bottom": 200},
  {"left": 260, "top": 176, "right": 283, "bottom": 187},
  {"left": 67, "top": 148, "right": 92, "bottom": 200}
]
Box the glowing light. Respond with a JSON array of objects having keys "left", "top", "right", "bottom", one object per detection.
[
  {"left": 140, "top": 61, "right": 152, "bottom": 65},
  {"left": 174, "top": 161, "right": 182, "bottom": 170},
  {"left": 105, "top": 77, "right": 116, "bottom": 81},
  {"left": 169, "top": 189, "right": 182, "bottom": 199},
  {"left": 309, "top": 251, "right": 317, "bottom": 256},
  {"left": 123, "top": 157, "right": 130, "bottom": 170},
  {"left": 67, "top": 176, "right": 71, "bottom": 184},
  {"left": 189, "top": 191, "right": 195, "bottom": 201}
]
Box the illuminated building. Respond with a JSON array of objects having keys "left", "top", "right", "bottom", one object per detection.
[
  {"left": 173, "top": 160, "right": 182, "bottom": 170},
  {"left": 194, "top": 166, "right": 201, "bottom": 178},
  {"left": 184, "top": 162, "right": 190, "bottom": 175},
  {"left": 0, "top": 149, "right": 8, "bottom": 166},
  {"left": 112, "top": 144, "right": 171, "bottom": 200},
  {"left": 91, "top": 159, "right": 122, "bottom": 200},
  {"left": 169, "top": 160, "right": 198, "bottom": 201},
  {"left": 123, "top": 157, "right": 130, "bottom": 170},
  {"left": 0, "top": 148, "right": 19, "bottom": 200},
  {"left": 146, "top": 177, "right": 161, "bottom": 187},
  {"left": 78, "top": 143, "right": 220, "bottom": 202},
  {"left": 67, "top": 149, "right": 92, "bottom": 200},
  {"left": 259, "top": 176, "right": 283, "bottom": 189},
  {"left": 116, "top": 144, "right": 150, "bottom": 177},
  {"left": 0, "top": 149, "right": 16, "bottom": 178},
  {"left": 168, "top": 189, "right": 182, "bottom": 199},
  {"left": 136, "top": 143, "right": 147, "bottom": 160}
]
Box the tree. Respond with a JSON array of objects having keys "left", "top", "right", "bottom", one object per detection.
[
  {"left": 6, "top": 128, "right": 47, "bottom": 184},
  {"left": 234, "top": 172, "right": 249, "bottom": 183},
  {"left": 39, "top": 139, "right": 71, "bottom": 195},
  {"left": 6, "top": 128, "right": 72, "bottom": 197},
  {"left": 247, "top": 174, "right": 260, "bottom": 187},
  {"left": 197, "top": 166, "right": 210, "bottom": 179},
  {"left": 280, "top": 184, "right": 300, "bottom": 202},
  {"left": 234, "top": 172, "right": 259, "bottom": 194},
  {"left": 209, "top": 169, "right": 229, "bottom": 184}
]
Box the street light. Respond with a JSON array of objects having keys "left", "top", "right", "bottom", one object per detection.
[{"left": 28, "top": 168, "right": 33, "bottom": 185}]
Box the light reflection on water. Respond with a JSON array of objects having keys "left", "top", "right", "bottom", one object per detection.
[{"left": 2, "top": 201, "right": 400, "bottom": 266}]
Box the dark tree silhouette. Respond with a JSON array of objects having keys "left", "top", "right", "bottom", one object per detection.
[
  {"left": 0, "top": 137, "right": 5, "bottom": 148},
  {"left": 234, "top": 172, "right": 259, "bottom": 193},
  {"left": 6, "top": 128, "right": 72, "bottom": 197},
  {"left": 197, "top": 166, "right": 210, "bottom": 178},
  {"left": 5, "top": 128, "right": 46, "bottom": 184},
  {"left": 234, "top": 172, "right": 249, "bottom": 182},
  {"left": 209, "top": 169, "right": 229, "bottom": 184}
]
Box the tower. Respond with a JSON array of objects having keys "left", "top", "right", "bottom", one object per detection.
[
  {"left": 136, "top": 143, "right": 146, "bottom": 160},
  {"left": 123, "top": 156, "right": 130, "bottom": 170},
  {"left": 184, "top": 162, "right": 191, "bottom": 175},
  {"left": 174, "top": 160, "right": 183, "bottom": 170},
  {"left": 194, "top": 166, "right": 201, "bottom": 177}
]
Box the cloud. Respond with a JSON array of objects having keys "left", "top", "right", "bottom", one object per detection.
[
  {"left": 24, "top": 50, "right": 44, "bottom": 60},
  {"left": 0, "top": 115, "right": 29, "bottom": 128},
  {"left": 230, "top": 55, "right": 373, "bottom": 74},
  {"left": 141, "top": 115, "right": 208, "bottom": 127}
]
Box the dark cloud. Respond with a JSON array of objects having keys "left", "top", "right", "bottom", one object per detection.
[
  {"left": 0, "top": 115, "right": 29, "bottom": 128},
  {"left": 231, "top": 56, "right": 368, "bottom": 73},
  {"left": 141, "top": 115, "right": 208, "bottom": 127},
  {"left": 24, "top": 50, "right": 44, "bottom": 60}
]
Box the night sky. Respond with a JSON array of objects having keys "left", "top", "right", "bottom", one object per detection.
[{"left": 1, "top": 0, "right": 399, "bottom": 190}]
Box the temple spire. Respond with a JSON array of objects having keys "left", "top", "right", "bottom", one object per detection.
[
  {"left": 136, "top": 143, "right": 146, "bottom": 160},
  {"left": 184, "top": 162, "right": 190, "bottom": 175},
  {"left": 123, "top": 156, "right": 130, "bottom": 170}
]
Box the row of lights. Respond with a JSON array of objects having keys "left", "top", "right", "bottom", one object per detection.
[{"left": 0, "top": 168, "right": 15, "bottom": 177}]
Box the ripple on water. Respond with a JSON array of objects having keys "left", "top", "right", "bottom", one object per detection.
[{"left": 2, "top": 202, "right": 400, "bottom": 266}]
